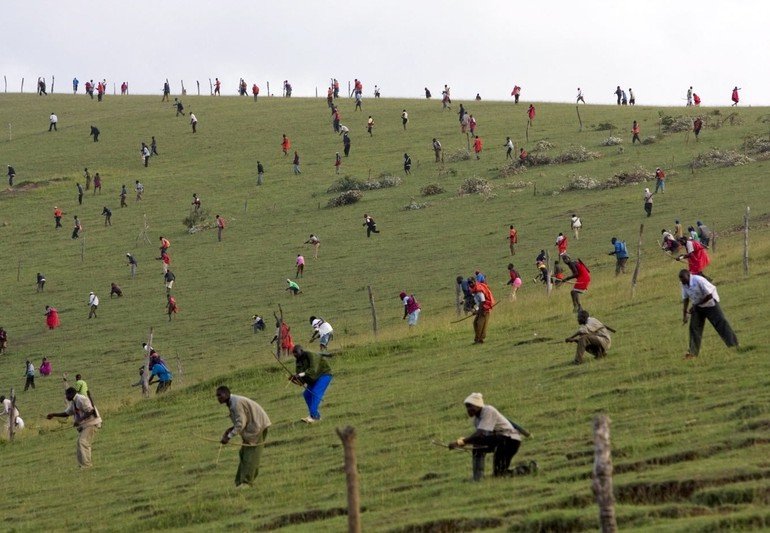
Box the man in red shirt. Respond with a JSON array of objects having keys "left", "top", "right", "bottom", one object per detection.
[
  {"left": 252, "top": 84, "right": 259, "bottom": 101},
  {"left": 469, "top": 278, "right": 495, "bottom": 344},
  {"left": 563, "top": 256, "right": 591, "bottom": 312},
  {"left": 507, "top": 225, "right": 518, "bottom": 256},
  {"left": 527, "top": 105, "right": 535, "bottom": 125},
  {"left": 473, "top": 136, "right": 483, "bottom": 160}
]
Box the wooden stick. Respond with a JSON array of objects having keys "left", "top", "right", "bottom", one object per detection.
[
  {"left": 593, "top": 415, "right": 618, "bottom": 533},
  {"left": 631, "top": 223, "right": 644, "bottom": 297},
  {"left": 576, "top": 105, "right": 583, "bottom": 132},
  {"left": 141, "top": 328, "right": 154, "bottom": 397},
  {"left": 336, "top": 426, "right": 362, "bottom": 533},
  {"left": 8, "top": 388, "right": 16, "bottom": 442},
  {"left": 743, "top": 207, "right": 750, "bottom": 275},
  {"left": 454, "top": 278, "right": 462, "bottom": 317},
  {"left": 367, "top": 285, "right": 378, "bottom": 338}
]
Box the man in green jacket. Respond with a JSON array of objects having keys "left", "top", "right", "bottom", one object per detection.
[
  {"left": 290, "top": 345, "right": 333, "bottom": 424},
  {"left": 217, "top": 386, "right": 271, "bottom": 488}
]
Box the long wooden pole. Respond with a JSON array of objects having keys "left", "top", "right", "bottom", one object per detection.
[
  {"left": 367, "top": 285, "right": 378, "bottom": 338},
  {"left": 141, "top": 328, "right": 154, "bottom": 397},
  {"left": 545, "top": 250, "right": 552, "bottom": 296},
  {"left": 743, "top": 207, "right": 750, "bottom": 276},
  {"left": 8, "top": 388, "right": 16, "bottom": 442},
  {"left": 455, "top": 278, "right": 462, "bottom": 316},
  {"left": 336, "top": 426, "right": 362, "bottom": 533},
  {"left": 592, "top": 415, "right": 617, "bottom": 533},
  {"left": 631, "top": 224, "right": 644, "bottom": 297},
  {"left": 576, "top": 105, "right": 583, "bottom": 132}
]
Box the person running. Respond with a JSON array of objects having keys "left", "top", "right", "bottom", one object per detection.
[
  {"left": 401, "top": 109, "right": 409, "bottom": 130},
  {"left": 367, "top": 115, "right": 374, "bottom": 136},
  {"left": 101, "top": 206, "right": 111, "bottom": 226},
  {"left": 654, "top": 167, "right": 666, "bottom": 193},
  {"left": 87, "top": 292, "right": 99, "bottom": 319},
  {"left": 334, "top": 152, "right": 342, "bottom": 174},
  {"left": 570, "top": 214, "right": 582, "bottom": 240},
  {"left": 135, "top": 180, "right": 144, "bottom": 202},
  {"left": 148, "top": 359, "right": 173, "bottom": 393},
  {"left": 305, "top": 234, "right": 320, "bottom": 259},
  {"left": 562, "top": 256, "right": 591, "bottom": 312},
  {"left": 216, "top": 386, "right": 271, "bottom": 488},
  {"left": 126, "top": 253, "right": 138, "bottom": 278},
  {"left": 731, "top": 86, "right": 741, "bottom": 106},
  {"left": 289, "top": 345, "right": 333, "bottom": 424},
  {"left": 632, "top": 120, "right": 641, "bottom": 144},
  {"left": 676, "top": 236, "right": 711, "bottom": 278},
  {"left": 679, "top": 270, "right": 738, "bottom": 359},
  {"left": 215, "top": 214, "right": 226, "bottom": 241},
  {"left": 403, "top": 153, "right": 412, "bottom": 175},
  {"left": 166, "top": 294, "right": 178, "bottom": 321},
  {"left": 565, "top": 309, "right": 615, "bottom": 364},
  {"left": 36, "top": 272, "right": 46, "bottom": 292},
  {"left": 110, "top": 282, "right": 123, "bottom": 298},
  {"left": 293, "top": 151, "right": 301, "bottom": 174},
  {"left": 281, "top": 134, "right": 291, "bottom": 156},
  {"left": 504, "top": 137, "right": 514, "bottom": 159},
  {"left": 173, "top": 98, "right": 185, "bottom": 116},
  {"left": 507, "top": 263, "right": 522, "bottom": 301},
  {"left": 45, "top": 306, "right": 60, "bottom": 329},
  {"left": 71, "top": 216, "right": 82, "bottom": 239},
  {"left": 46, "top": 387, "right": 102, "bottom": 468},
  {"left": 363, "top": 213, "right": 380, "bottom": 237},
  {"left": 608, "top": 237, "right": 629, "bottom": 275},
  {"left": 257, "top": 161, "right": 265, "bottom": 185},
  {"left": 473, "top": 136, "right": 483, "bottom": 160},
  {"left": 469, "top": 277, "right": 494, "bottom": 344},
  {"left": 286, "top": 279, "right": 301, "bottom": 296},
  {"left": 309, "top": 316, "right": 334, "bottom": 352},
  {"left": 555, "top": 232, "right": 568, "bottom": 257},
  {"left": 433, "top": 138, "right": 442, "bottom": 162},
  {"left": 164, "top": 270, "right": 175, "bottom": 295},
  {"left": 447, "top": 393, "right": 525, "bottom": 481},
  {"left": 507, "top": 225, "right": 518, "bottom": 255},
  {"left": 400, "top": 292, "right": 421, "bottom": 326},
  {"left": 643, "top": 188, "right": 654, "bottom": 217},
  {"left": 576, "top": 87, "right": 585, "bottom": 104},
  {"left": 295, "top": 254, "right": 305, "bottom": 278}
]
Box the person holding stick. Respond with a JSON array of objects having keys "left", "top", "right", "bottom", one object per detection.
[
  {"left": 469, "top": 278, "right": 494, "bottom": 344},
  {"left": 679, "top": 269, "right": 738, "bottom": 359},
  {"left": 565, "top": 309, "right": 615, "bottom": 364},
  {"left": 46, "top": 387, "right": 102, "bottom": 468},
  {"left": 507, "top": 225, "right": 518, "bottom": 255},
  {"left": 304, "top": 234, "right": 320, "bottom": 259},
  {"left": 608, "top": 237, "right": 629, "bottom": 275},
  {"left": 447, "top": 392, "right": 526, "bottom": 481},
  {"left": 290, "top": 345, "right": 333, "bottom": 424},
  {"left": 216, "top": 386, "right": 271, "bottom": 488},
  {"left": 643, "top": 188, "right": 654, "bottom": 217},
  {"left": 562, "top": 256, "right": 591, "bottom": 312}
]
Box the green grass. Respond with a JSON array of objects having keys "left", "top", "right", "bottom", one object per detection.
[{"left": 0, "top": 93, "right": 769, "bottom": 531}]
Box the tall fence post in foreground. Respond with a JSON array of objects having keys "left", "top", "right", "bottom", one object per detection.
[
  {"left": 545, "top": 250, "right": 552, "bottom": 296},
  {"left": 367, "top": 285, "right": 378, "bottom": 338},
  {"left": 631, "top": 223, "right": 644, "bottom": 297},
  {"left": 592, "top": 415, "right": 617, "bottom": 533},
  {"left": 4, "top": 75, "right": 7, "bottom": 92},
  {"left": 743, "top": 206, "right": 750, "bottom": 276},
  {"left": 8, "top": 388, "right": 16, "bottom": 442},
  {"left": 455, "top": 278, "right": 462, "bottom": 316},
  {"left": 20, "top": 78, "right": 24, "bottom": 93},
  {"left": 266, "top": 81, "right": 270, "bottom": 96},
  {"left": 335, "top": 426, "right": 362, "bottom": 533},
  {"left": 196, "top": 80, "right": 200, "bottom": 96},
  {"left": 208, "top": 78, "right": 212, "bottom": 95},
  {"left": 141, "top": 328, "right": 154, "bottom": 397},
  {"left": 51, "top": 75, "right": 55, "bottom": 94},
  {"left": 576, "top": 105, "right": 583, "bottom": 132}
]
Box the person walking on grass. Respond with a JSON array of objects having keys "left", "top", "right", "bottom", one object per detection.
[
  {"left": 148, "top": 359, "right": 173, "bottom": 394},
  {"left": 295, "top": 254, "right": 305, "bottom": 278},
  {"left": 135, "top": 180, "right": 144, "bottom": 202},
  {"left": 696, "top": 221, "right": 712, "bottom": 247},
  {"left": 164, "top": 269, "right": 175, "bottom": 295},
  {"left": 504, "top": 137, "right": 514, "bottom": 159},
  {"left": 555, "top": 232, "right": 568, "bottom": 257},
  {"left": 126, "top": 253, "right": 137, "bottom": 278},
  {"left": 632, "top": 120, "right": 641, "bottom": 144},
  {"left": 0, "top": 327, "right": 7, "bottom": 354},
  {"left": 654, "top": 167, "right": 666, "bottom": 193},
  {"left": 257, "top": 161, "right": 265, "bottom": 185},
  {"left": 173, "top": 98, "right": 184, "bottom": 116},
  {"left": 286, "top": 279, "right": 301, "bottom": 296},
  {"left": 334, "top": 152, "right": 342, "bottom": 174},
  {"left": 119, "top": 185, "right": 128, "bottom": 207},
  {"left": 49, "top": 112, "right": 58, "bottom": 132},
  {"left": 400, "top": 292, "right": 421, "bottom": 326},
  {"left": 565, "top": 309, "right": 615, "bottom": 365},
  {"left": 676, "top": 236, "right": 711, "bottom": 278},
  {"left": 101, "top": 206, "right": 111, "bottom": 226},
  {"left": 45, "top": 306, "right": 60, "bottom": 329},
  {"left": 363, "top": 213, "right": 380, "bottom": 237},
  {"left": 507, "top": 225, "right": 518, "bottom": 255},
  {"left": 608, "top": 237, "right": 629, "bottom": 275},
  {"left": 216, "top": 386, "right": 271, "bottom": 488},
  {"left": 71, "top": 216, "right": 82, "bottom": 239},
  {"left": 87, "top": 292, "right": 99, "bottom": 319},
  {"left": 562, "top": 256, "right": 591, "bottom": 312},
  {"left": 693, "top": 117, "right": 703, "bottom": 141},
  {"left": 93, "top": 173, "right": 102, "bottom": 195},
  {"left": 447, "top": 393, "right": 526, "bottom": 481},
  {"left": 281, "top": 134, "right": 291, "bottom": 156},
  {"left": 216, "top": 214, "right": 226, "bottom": 241},
  {"left": 142, "top": 143, "right": 151, "bottom": 167},
  {"left": 190, "top": 113, "right": 198, "bottom": 133},
  {"left": 151, "top": 136, "right": 159, "bottom": 156},
  {"left": 527, "top": 104, "right": 535, "bottom": 125},
  {"left": 731, "top": 86, "right": 741, "bottom": 106},
  {"left": 23, "top": 360, "right": 36, "bottom": 390},
  {"left": 7, "top": 165, "right": 15, "bottom": 187},
  {"left": 293, "top": 151, "right": 301, "bottom": 174},
  {"left": 290, "top": 345, "right": 333, "bottom": 424},
  {"left": 570, "top": 214, "right": 582, "bottom": 240},
  {"left": 469, "top": 277, "right": 494, "bottom": 344},
  {"left": 507, "top": 263, "right": 522, "bottom": 301},
  {"left": 433, "top": 138, "right": 442, "bottom": 163},
  {"left": 643, "top": 187, "right": 654, "bottom": 217},
  {"left": 473, "top": 135, "right": 483, "bottom": 160},
  {"left": 46, "top": 387, "right": 102, "bottom": 468},
  {"left": 576, "top": 88, "right": 585, "bottom": 104},
  {"left": 367, "top": 115, "right": 374, "bottom": 136},
  {"left": 305, "top": 234, "right": 320, "bottom": 259},
  {"left": 36, "top": 272, "right": 46, "bottom": 292},
  {"left": 343, "top": 132, "right": 351, "bottom": 157},
  {"left": 77, "top": 183, "right": 84, "bottom": 205},
  {"left": 403, "top": 153, "right": 412, "bottom": 175},
  {"left": 191, "top": 193, "right": 201, "bottom": 212},
  {"left": 90, "top": 125, "right": 100, "bottom": 142},
  {"left": 679, "top": 269, "right": 738, "bottom": 359},
  {"left": 166, "top": 294, "right": 178, "bottom": 321},
  {"left": 401, "top": 109, "right": 409, "bottom": 130}
]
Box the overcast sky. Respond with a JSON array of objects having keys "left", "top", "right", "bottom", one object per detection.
[{"left": 3, "top": 0, "right": 769, "bottom": 106}]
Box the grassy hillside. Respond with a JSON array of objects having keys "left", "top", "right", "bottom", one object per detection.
[{"left": 0, "top": 93, "right": 769, "bottom": 532}]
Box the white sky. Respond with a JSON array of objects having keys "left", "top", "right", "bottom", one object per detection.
[{"left": 2, "top": 0, "right": 769, "bottom": 106}]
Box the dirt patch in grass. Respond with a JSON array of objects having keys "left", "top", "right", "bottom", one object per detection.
[
  {"left": 0, "top": 177, "right": 67, "bottom": 198},
  {"left": 391, "top": 517, "right": 503, "bottom": 533},
  {"left": 509, "top": 513, "right": 593, "bottom": 533},
  {"left": 512, "top": 337, "right": 554, "bottom": 347},
  {"left": 616, "top": 471, "right": 770, "bottom": 504},
  {"left": 257, "top": 507, "right": 363, "bottom": 530},
  {"left": 740, "top": 419, "right": 770, "bottom": 432}
]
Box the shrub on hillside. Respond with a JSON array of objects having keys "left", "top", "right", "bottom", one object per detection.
[
  {"left": 420, "top": 183, "right": 445, "bottom": 196},
  {"left": 457, "top": 177, "right": 494, "bottom": 199},
  {"left": 691, "top": 149, "right": 753, "bottom": 169},
  {"left": 534, "top": 139, "right": 555, "bottom": 151},
  {"left": 522, "top": 152, "right": 553, "bottom": 166},
  {"left": 552, "top": 145, "right": 602, "bottom": 164},
  {"left": 594, "top": 122, "right": 616, "bottom": 131},
  {"left": 444, "top": 149, "right": 472, "bottom": 162},
  {"left": 641, "top": 135, "right": 658, "bottom": 145},
  {"left": 503, "top": 180, "right": 532, "bottom": 190},
  {"left": 327, "top": 175, "right": 401, "bottom": 193},
  {"left": 327, "top": 190, "right": 363, "bottom": 208},
  {"left": 561, "top": 174, "right": 601, "bottom": 191},
  {"left": 183, "top": 208, "right": 211, "bottom": 230},
  {"left": 743, "top": 136, "right": 770, "bottom": 155},
  {"left": 403, "top": 198, "right": 430, "bottom": 210},
  {"left": 661, "top": 115, "right": 692, "bottom": 133},
  {"left": 602, "top": 166, "right": 651, "bottom": 189},
  {"left": 600, "top": 136, "right": 623, "bottom": 146},
  {"left": 498, "top": 161, "right": 528, "bottom": 178}
]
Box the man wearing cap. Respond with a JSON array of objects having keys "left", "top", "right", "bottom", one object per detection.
[
  {"left": 217, "top": 386, "right": 271, "bottom": 488},
  {"left": 88, "top": 291, "right": 99, "bottom": 319},
  {"left": 448, "top": 393, "right": 525, "bottom": 481},
  {"left": 400, "top": 292, "right": 421, "bottom": 326},
  {"left": 309, "top": 316, "right": 333, "bottom": 352},
  {"left": 565, "top": 310, "right": 615, "bottom": 364},
  {"left": 679, "top": 269, "right": 738, "bottom": 359},
  {"left": 126, "top": 253, "right": 137, "bottom": 278},
  {"left": 290, "top": 345, "right": 333, "bottom": 424}
]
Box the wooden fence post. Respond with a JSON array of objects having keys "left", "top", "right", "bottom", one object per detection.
[
  {"left": 455, "top": 278, "right": 462, "bottom": 316},
  {"left": 710, "top": 226, "right": 716, "bottom": 254},
  {"left": 3, "top": 75, "right": 6, "bottom": 93},
  {"left": 367, "top": 285, "right": 378, "bottom": 338},
  {"left": 8, "top": 388, "right": 16, "bottom": 442},
  {"left": 209, "top": 78, "right": 212, "bottom": 95},
  {"left": 176, "top": 354, "right": 183, "bottom": 384},
  {"left": 51, "top": 75, "right": 55, "bottom": 94},
  {"left": 17, "top": 259, "right": 20, "bottom": 282},
  {"left": 545, "top": 250, "right": 552, "bottom": 296},
  {"left": 743, "top": 207, "right": 750, "bottom": 275},
  {"left": 592, "top": 415, "right": 618, "bottom": 533},
  {"left": 631, "top": 224, "right": 644, "bottom": 297},
  {"left": 267, "top": 81, "right": 270, "bottom": 96},
  {"left": 576, "top": 105, "right": 583, "bottom": 132},
  {"left": 196, "top": 80, "right": 200, "bottom": 96},
  {"left": 335, "top": 426, "right": 362, "bottom": 533},
  {"left": 141, "top": 328, "right": 154, "bottom": 397},
  {"left": 20, "top": 78, "right": 24, "bottom": 93}
]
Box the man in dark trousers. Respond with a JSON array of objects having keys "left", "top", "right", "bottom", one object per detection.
[
  {"left": 679, "top": 269, "right": 738, "bottom": 359},
  {"left": 448, "top": 392, "right": 527, "bottom": 481},
  {"left": 565, "top": 309, "right": 615, "bottom": 364},
  {"left": 342, "top": 132, "right": 351, "bottom": 157},
  {"left": 7, "top": 165, "right": 15, "bottom": 187},
  {"left": 77, "top": 183, "right": 84, "bottom": 205},
  {"left": 290, "top": 345, "right": 333, "bottom": 424},
  {"left": 90, "top": 125, "right": 100, "bottom": 142},
  {"left": 363, "top": 214, "right": 380, "bottom": 237},
  {"left": 101, "top": 206, "right": 112, "bottom": 226}
]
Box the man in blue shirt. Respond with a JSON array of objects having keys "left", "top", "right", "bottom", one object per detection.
[
  {"left": 608, "top": 237, "right": 629, "bottom": 275},
  {"left": 149, "top": 361, "right": 173, "bottom": 394}
]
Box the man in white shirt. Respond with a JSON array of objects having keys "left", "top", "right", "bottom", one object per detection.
[
  {"left": 679, "top": 270, "right": 738, "bottom": 359},
  {"left": 49, "top": 112, "right": 58, "bottom": 131},
  {"left": 576, "top": 88, "right": 585, "bottom": 104},
  {"left": 1, "top": 395, "right": 24, "bottom": 432},
  {"left": 570, "top": 214, "right": 582, "bottom": 240},
  {"left": 88, "top": 291, "right": 99, "bottom": 319},
  {"left": 309, "top": 316, "right": 333, "bottom": 352}
]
